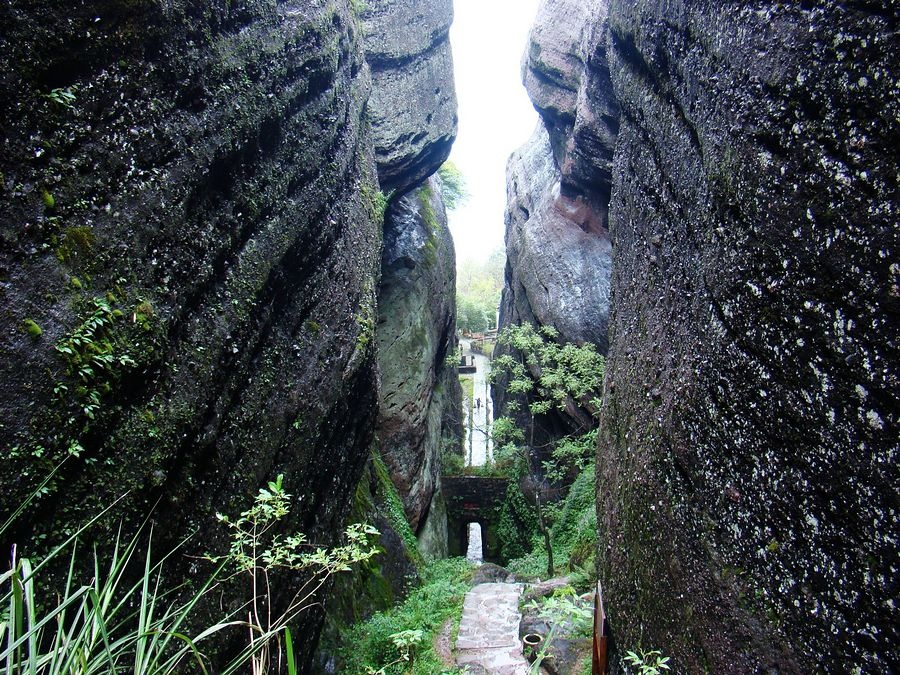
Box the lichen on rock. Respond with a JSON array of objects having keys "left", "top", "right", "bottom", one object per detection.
[{"left": 0, "top": 1, "right": 383, "bottom": 667}]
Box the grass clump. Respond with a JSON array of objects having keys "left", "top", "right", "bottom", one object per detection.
[
  {"left": 340, "top": 557, "right": 472, "bottom": 674},
  {"left": 372, "top": 453, "right": 422, "bottom": 566},
  {"left": 0, "top": 475, "right": 379, "bottom": 675},
  {"left": 507, "top": 464, "right": 597, "bottom": 584}
]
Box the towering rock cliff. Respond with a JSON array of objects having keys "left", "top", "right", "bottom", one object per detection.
[
  {"left": 496, "top": 0, "right": 616, "bottom": 439},
  {"left": 376, "top": 177, "right": 461, "bottom": 559},
  {"left": 505, "top": 0, "right": 897, "bottom": 671},
  {"left": 596, "top": 3, "right": 897, "bottom": 671},
  {"left": 363, "top": 0, "right": 460, "bottom": 558},
  {"left": 362, "top": 0, "right": 457, "bottom": 194},
  {"left": 0, "top": 0, "right": 459, "bottom": 668},
  {"left": 1, "top": 0, "right": 379, "bottom": 552}
]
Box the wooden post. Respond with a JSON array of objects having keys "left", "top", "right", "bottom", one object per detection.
[{"left": 592, "top": 580, "right": 608, "bottom": 675}]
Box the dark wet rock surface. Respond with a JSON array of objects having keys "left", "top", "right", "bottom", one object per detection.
[
  {"left": 594, "top": 2, "right": 898, "bottom": 672},
  {"left": 1, "top": 0, "right": 379, "bottom": 564},
  {"left": 503, "top": 0, "right": 899, "bottom": 672},
  {"left": 0, "top": 0, "right": 460, "bottom": 668},
  {"left": 376, "top": 176, "right": 462, "bottom": 555},
  {"left": 362, "top": 0, "right": 457, "bottom": 194}
]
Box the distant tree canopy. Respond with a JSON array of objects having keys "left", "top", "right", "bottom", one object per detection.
[
  {"left": 456, "top": 248, "right": 504, "bottom": 333},
  {"left": 437, "top": 161, "right": 468, "bottom": 211}
]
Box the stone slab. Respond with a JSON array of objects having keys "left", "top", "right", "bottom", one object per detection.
[{"left": 456, "top": 583, "right": 529, "bottom": 674}]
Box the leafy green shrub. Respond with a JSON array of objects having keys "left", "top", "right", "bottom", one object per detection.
[
  {"left": 497, "top": 481, "right": 538, "bottom": 563},
  {"left": 490, "top": 323, "right": 604, "bottom": 577},
  {"left": 340, "top": 558, "right": 472, "bottom": 674},
  {"left": 0, "top": 477, "right": 378, "bottom": 675},
  {"left": 42, "top": 86, "right": 77, "bottom": 110},
  {"left": 508, "top": 466, "right": 598, "bottom": 582},
  {"left": 523, "top": 590, "right": 593, "bottom": 674},
  {"left": 624, "top": 649, "right": 671, "bottom": 674}
]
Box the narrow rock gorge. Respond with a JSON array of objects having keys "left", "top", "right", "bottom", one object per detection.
[
  {"left": 0, "top": 0, "right": 895, "bottom": 672},
  {"left": 503, "top": 0, "right": 897, "bottom": 671}
]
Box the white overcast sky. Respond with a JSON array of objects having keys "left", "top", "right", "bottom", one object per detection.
[{"left": 447, "top": 0, "right": 541, "bottom": 264}]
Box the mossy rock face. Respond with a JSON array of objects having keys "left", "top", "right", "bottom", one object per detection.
[
  {"left": 0, "top": 1, "right": 381, "bottom": 668},
  {"left": 592, "top": 1, "right": 896, "bottom": 672},
  {"left": 375, "top": 175, "right": 462, "bottom": 546},
  {"left": 317, "top": 451, "right": 421, "bottom": 671}
]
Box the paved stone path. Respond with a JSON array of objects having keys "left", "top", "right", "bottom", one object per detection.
[{"left": 456, "top": 582, "right": 530, "bottom": 674}]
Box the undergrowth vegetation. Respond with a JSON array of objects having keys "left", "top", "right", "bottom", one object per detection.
[
  {"left": 507, "top": 464, "right": 598, "bottom": 584},
  {"left": 371, "top": 453, "right": 422, "bottom": 565},
  {"left": 0, "top": 476, "right": 378, "bottom": 674},
  {"left": 490, "top": 323, "right": 604, "bottom": 578},
  {"left": 340, "top": 557, "right": 472, "bottom": 674}
]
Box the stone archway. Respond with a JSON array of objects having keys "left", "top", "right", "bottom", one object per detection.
[{"left": 442, "top": 476, "right": 509, "bottom": 563}]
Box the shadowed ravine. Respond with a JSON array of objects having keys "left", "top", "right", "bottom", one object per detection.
[{"left": 0, "top": 0, "right": 894, "bottom": 673}]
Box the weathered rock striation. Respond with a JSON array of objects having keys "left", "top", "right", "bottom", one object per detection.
[
  {"left": 362, "top": 0, "right": 457, "bottom": 194},
  {"left": 364, "top": 0, "right": 460, "bottom": 559},
  {"left": 495, "top": 0, "right": 617, "bottom": 439},
  {"left": 501, "top": 126, "right": 611, "bottom": 353},
  {"left": 376, "top": 177, "right": 461, "bottom": 559},
  {"left": 499, "top": 0, "right": 617, "bottom": 355},
  {"left": 0, "top": 0, "right": 456, "bottom": 667},
  {"left": 592, "top": 2, "right": 897, "bottom": 672},
  {"left": 522, "top": 0, "right": 619, "bottom": 221}
]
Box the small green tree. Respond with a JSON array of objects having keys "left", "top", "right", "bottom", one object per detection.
[
  {"left": 490, "top": 323, "right": 604, "bottom": 577},
  {"left": 211, "top": 475, "right": 380, "bottom": 674},
  {"left": 436, "top": 161, "right": 468, "bottom": 210}
]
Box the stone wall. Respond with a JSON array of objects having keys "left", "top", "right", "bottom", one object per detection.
[{"left": 443, "top": 476, "right": 510, "bottom": 562}]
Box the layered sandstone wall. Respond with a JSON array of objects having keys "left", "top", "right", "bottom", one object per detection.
[{"left": 505, "top": 0, "right": 896, "bottom": 671}]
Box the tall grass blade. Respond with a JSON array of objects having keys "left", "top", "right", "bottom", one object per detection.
[
  {"left": 134, "top": 529, "right": 154, "bottom": 675},
  {"left": 10, "top": 555, "right": 23, "bottom": 675},
  {"left": 86, "top": 588, "right": 117, "bottom": 674},
  {"left": 21, "top": 558, "right": 38, "bottom": 674},
  {"left": 285, "top": 626, "right": 298, "bottom": 675},
  {"left": 0, "top": 461, "right": 65, "bottom": 537}
]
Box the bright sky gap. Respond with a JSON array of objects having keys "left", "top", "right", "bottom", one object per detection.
[{"left": 447, "top": 0, "right": 541, "bottom": 265}]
